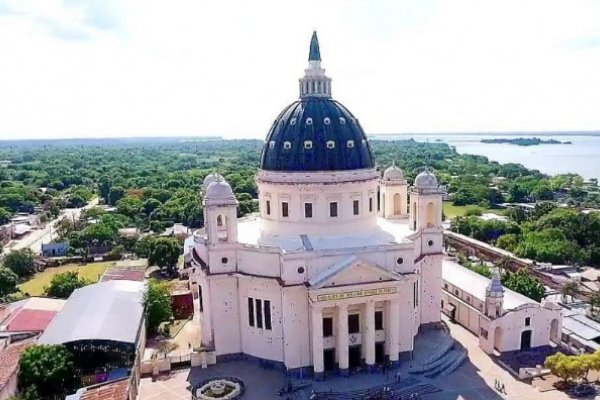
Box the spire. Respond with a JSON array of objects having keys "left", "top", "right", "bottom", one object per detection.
[
  {"left": 308, "top": 31, "right": 321, "bottom": 61},
  {"left": 487, "top": 269, "right": 504, "bottom": 297},
  {"left": 299, "top": 31, "right": 331, "bottom": 98}
]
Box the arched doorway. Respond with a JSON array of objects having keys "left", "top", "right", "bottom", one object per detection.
[
  {"left": 521, "top": 330, "right": 532, "bottom": 350},
  {"left": 494, "top": 326, "right": 503, "bottom": 352},
  {"left": 394, "top": 193, "right": 401, "bottom": 216},
  {"left": 550, "top": 319, "right": 560, "bottom": 344}
]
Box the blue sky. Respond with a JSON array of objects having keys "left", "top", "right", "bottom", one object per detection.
[{"left": 0, "top": 0, "right": 599, "bottom": 139}]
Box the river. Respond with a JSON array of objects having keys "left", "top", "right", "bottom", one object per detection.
[{"left": 372, "top": 133, "right": 600, "bottom": 180}]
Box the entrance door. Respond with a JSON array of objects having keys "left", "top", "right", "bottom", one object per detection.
[
  {"left": 375, "top": 342, "right": 385, "bottom": 365},
  {"left": 349, "top": 345, "right": 362, "bottom": 370},
  {"left": 323, "top": 349, "right": 336, "bottom": 373},
  {"left": 520, "top": 330, "right": 532, "bottom": 350}
]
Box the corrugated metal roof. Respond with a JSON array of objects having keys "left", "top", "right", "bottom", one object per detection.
[
  {"left": 38, "top": 280, "right": 145, "bottom": 345},
  {"left": 562, "top": 312, "right": 600, "bottom": 341}
]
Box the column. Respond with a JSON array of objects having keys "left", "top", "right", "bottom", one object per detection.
[
  {"left": 387, "top": 299, "right": 400, "bottom": 365},
  {"left": 336, "top": 304, "right": 349, "bottom": 375},
  {"left": 364, "top": 301, "right": 376, "bottom": 369},
  {"left": 311, "top": 305, "right": 324, "bottom": 379}
]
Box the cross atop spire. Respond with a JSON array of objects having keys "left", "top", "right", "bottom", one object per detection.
[{"left": 308, "top": 31, "right": 321, "bottom": 61}]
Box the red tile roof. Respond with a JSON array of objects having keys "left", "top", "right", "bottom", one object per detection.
[
  {"left": 0, "top": 339, "right": 35, "bottom": 387},
  {"left": 100, "top": 268, "right": 146, "bottom": 283},
  {"left": 79, "top": 379, "right": 130, "bottom": 400},
  {"left": 6, "top": 309, "right": 58, "bottom": 332}
]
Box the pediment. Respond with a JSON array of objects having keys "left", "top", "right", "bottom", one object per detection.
[{"left": 309, "top": 256, "right": 401, "bottom": 289}]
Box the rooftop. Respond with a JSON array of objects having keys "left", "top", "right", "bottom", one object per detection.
[
  {"left": 235, "top": 215, "right": 414, "bottom": 252},
  {"left": 67, "top": 378, "right": 130, "bottom": 400},
  {"left": 0, "top": 338, "right": 35, "bottom": 389},
  {"left": 442, "top": 259, "right": 536, "bottom": 310},
  {"left": 38, "top": 280, "right": 145, "bottom": 346}
]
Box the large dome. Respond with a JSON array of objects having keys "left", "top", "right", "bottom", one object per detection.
[{"left": 260, "top": 98, "right": 375, "bottom": 172}]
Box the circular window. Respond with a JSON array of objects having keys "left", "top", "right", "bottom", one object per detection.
[
  {"left": 339, "top": 117, "right": 346, "bottom": 125},
  {"left": 427, "top": 240, "right": 434, "bottom": 247},
  {"left": 396, "top": 257, "right": 404, "bottom": 265},
  {"left": 306, "top": 118, "right": 313, "bottom": 125},
  {"left": 221, "top": 257, "right": 228, "bottom": 264},
  {"left": 297, "top": 267, "right": 305, "bottom": 274},
  {"left": 290, "top": 118, "right": 296, "bottom": 126},
  {"left": 324, "top": 117, "right": 331, "bottom": 125}
]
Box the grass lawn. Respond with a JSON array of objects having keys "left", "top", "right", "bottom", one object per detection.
[
  {"left": 18, "top": 261, "right": 114, "bottom": 296},
  {"left": 443, "top": 202, "right": 506, "bottom": 219}
]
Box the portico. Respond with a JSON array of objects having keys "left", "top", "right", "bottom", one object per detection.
[{"left": 309, "top": 282, "right": 407, "bottom": 377}]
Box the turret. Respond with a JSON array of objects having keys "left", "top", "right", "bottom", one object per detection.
[
  {"left": 485, "top": 270, "right": 504, "bottom": 318},
  {"left": 203, "top": 176, "right": 238, "bottom": 245},
  {"left": 409, "top": 169, "right": 444, "bottom": 231},
  {"left": 379, "top": 162, "right": 408, "bottom": 219}
]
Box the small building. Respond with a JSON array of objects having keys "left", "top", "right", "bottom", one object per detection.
[
  {"left": 0, "top": 224, "right": 14, "bottom": 244},
  {"left": 38, "top": 281, "right": 146, "bottom": 387},
  {"left": 0, "top": 337, "right": 36, "bottom": 400},
  {"left": 42, "top": 241, "right": 70, "bottom": 257},
  {"left": 441, "top": 259, "right": 562, "bottom": 354},
  {"left": 117, "top": 228, "right": 139, "bottom": 239},
  {"left": 161, "top": 223, "right": 190, "bottom": 240},
  {"left": 0, "top": 297, "right": 66, "bottom": 333}
]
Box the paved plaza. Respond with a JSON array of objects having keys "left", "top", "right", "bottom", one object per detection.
[{"left": 138, "top": 318, "right": 572, "bottom": 400}]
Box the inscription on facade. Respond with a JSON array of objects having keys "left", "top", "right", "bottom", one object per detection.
[{"left": 317, "top": 287, "right": 397, "bottom": 302}]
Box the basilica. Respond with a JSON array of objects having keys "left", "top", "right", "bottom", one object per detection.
[{"left": 189, "top": 32, "right": 445, "bottom": 377}]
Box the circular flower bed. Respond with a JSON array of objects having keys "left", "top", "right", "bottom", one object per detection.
[{"left": 193, "top": 377, "right": 245, "bottom": 400}]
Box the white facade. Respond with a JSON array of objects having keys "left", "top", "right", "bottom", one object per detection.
[
  {"left": 189, "top": 34, "right": 446, "bottom": 377},
  {"left": 441, "top": 259, "right": 562, "bottom": 355}
]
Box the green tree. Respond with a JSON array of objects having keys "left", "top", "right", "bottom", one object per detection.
[
  {"left": 144, "top": 279, "right": 173, "bottom": 334},
  {"left": 3, "top": 249, "right": 36, "bottom": 277},
  {"left": 502, "top": 268, "right": 545, "bottom": 302},
  {"left": 108, "top": 186, "right": 125, "bottom": 205},
  {"left": 0, "top": 267, "right": 19, "bottom": 298},
  {"left": 44, "top": 271, "right": 90, "bottom": 298},
  {"left": 134, "top": 235, "right": 156, "bottom": 258},
  {"left": 67, "top": 194, "right": 85, "bottom": 208},
  {"left": 18, "top": 344, "right": 79, "bottom": 399},
  {"left": 148, "top": 236, "right": 181, "bottom": 273},
  {"left": 560, "top": 280, "right": 580, "bottom": 304},
  {"left": 0, "top": 206, "right": 11, "bottom": 224},
  {"left": 497, "top": 234, "right": 519, "bottom": 253}
]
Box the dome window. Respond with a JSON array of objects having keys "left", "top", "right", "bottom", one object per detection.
[
  {"left": 324, "top": 117, "right": 331, "bottom": 125},
  {"left": 306, "top": 117, "right": 313, "bottom": 125},
  {"left": 347, "top": 140, "right": 355, "bottom": 148},
  {"left": 326, "top": 140, "right": 335, "bottom": 149},
  {"left": 304, "top": 140, "right": 313, "bottom": 150},
  {"left": 339, "top": 117, "right": 346, "bottom": 125},
  {"left": 290, "top": 118, "right": 297, "bottom": 126},
  {"left": 283, "top": 141, "right": 292, "bottom": 150},
  {"left": 362, "top": 139, "right": 367, "bottom": 146},
  {"left": 269, "top": 141, "right": 275, "bottom": 149}
]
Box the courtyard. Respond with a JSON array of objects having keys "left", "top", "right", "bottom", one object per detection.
[{"left": 138, "top": 318, "right": 571, "bottom": 400}]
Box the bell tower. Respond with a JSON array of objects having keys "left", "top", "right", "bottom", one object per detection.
[
  {"left": 485, "top": 271, "right": 505, "bottom": 318},
  {"left": 203, "top": 177, "right": 238, "bottom": 246},
  {"left": 409, "top": 170, "right": 443, "bottom": 231},
  {"left": 379, "top": 163, "right": 408, "bottom": 219}
]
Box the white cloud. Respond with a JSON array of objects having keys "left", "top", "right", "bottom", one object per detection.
[{"left": 0, "top": 0, "right": 599, "bottom": 139}]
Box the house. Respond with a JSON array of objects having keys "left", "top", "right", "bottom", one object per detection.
[
  {"left": 0, "top": 337, "right": 36, "bottom": 400},
  {"left": 42, "top": 241, "right": 70, "bottom": 257}
]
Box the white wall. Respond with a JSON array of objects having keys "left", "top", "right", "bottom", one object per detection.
[{"left": 209, "top": 276, "right": 242, "bottom": 356}]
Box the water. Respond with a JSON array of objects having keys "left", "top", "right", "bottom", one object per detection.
[{"left": 373, "top": 133, "right": 600, "bottom": 180}]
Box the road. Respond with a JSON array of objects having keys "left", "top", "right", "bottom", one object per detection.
[{"left": 2, "top": 197, "right": 99, "bottom": 255}]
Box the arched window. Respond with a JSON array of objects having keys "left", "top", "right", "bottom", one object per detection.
[
  {"left": 426, "top": 202, "right": 436, "bottom": 227},
  {"left": 394, "top": 193, "right": 401, "bottom": 216},
  {"left": 217, "top": 215, "right": 223, "bottom": 227}
]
